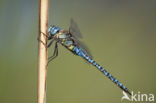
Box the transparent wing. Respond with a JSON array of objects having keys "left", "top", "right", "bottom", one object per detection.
[
  {"left": 69, "top": 18, "right": 83, "bottom": 39},
  {"left": 74, "top": 38, "right": 93, "bottom": 59},
  {"left": 69, "top": 18, "right": 93, "bottom": 59}
]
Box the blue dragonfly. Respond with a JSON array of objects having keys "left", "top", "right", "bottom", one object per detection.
[{"left": 45, "top": 19, "right": 131, "bottom": 95}]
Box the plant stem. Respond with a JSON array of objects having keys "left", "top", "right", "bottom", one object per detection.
[{"left": 38, "top": 0, "right": 49, "bottom": 103}]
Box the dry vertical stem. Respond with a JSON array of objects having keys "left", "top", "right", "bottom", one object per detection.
[{"left": 38, "top": 0, "right": 49, "bottom": 103}]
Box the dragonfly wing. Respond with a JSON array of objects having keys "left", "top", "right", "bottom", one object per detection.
[
  {"left": 69, "top": 18, "right": 83, "bottom": 39},
  {"left": 73, "top": 37, "right": 93, "bottom": 59},
  {"left": 69, "top": 18, "right": 93, "bottom": 59}
]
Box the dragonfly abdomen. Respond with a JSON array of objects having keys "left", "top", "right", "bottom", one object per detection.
[{"left": 73, "top": 46, "right": 131, "bottom": 95}]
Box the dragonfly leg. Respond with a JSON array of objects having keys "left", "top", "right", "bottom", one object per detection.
[
  {"left": 37, "top": 31, "right": 52, "bottom": 45},
  {"left": 38, "top": 32, "right": 55, "bottom": 48},
  {"left": 40, "top": 31, "right": 49, "bottom": 38},
  {"left": 37, "top": 37, "right": 47, "bottom": 47},
  {"left": 38, "top": 37, "right": 55, "bottom": 48},
  {"left": 40, "top": 31, "right": 52, "bottom": 40},
  {"left": 37, "top": 31, "right": 48, "bottom": 47},
  {"left": 48, "top": 42, "right": 58, "bottom": 63},
  {"left": 48, "top": 39, "right": 55, "bottom": 48}
]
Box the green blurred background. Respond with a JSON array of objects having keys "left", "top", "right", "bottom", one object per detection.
[{"left": 0, "top": 0, "right": 156, "bottom": 103}]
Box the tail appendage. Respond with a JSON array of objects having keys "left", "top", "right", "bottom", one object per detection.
[{"left": 73, "top": 46, "right": 131, "bottom": 95}]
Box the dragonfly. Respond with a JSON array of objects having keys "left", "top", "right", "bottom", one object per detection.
[{"left": 42, "top": 19, "right": 131, "bottom": 95}]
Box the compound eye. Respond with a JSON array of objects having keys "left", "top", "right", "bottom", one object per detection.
[
  {"left": 48, "top": 26, "right": 53, "bottom": 33},
  {"left": 48, "top": 26, "right": 60, "bottom": 35}
]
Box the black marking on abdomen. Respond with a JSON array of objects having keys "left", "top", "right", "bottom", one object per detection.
[{"left": 73, "top": 46, "right": 131, "bottom": 95}]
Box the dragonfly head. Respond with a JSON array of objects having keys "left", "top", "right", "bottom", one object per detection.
[{"left": 48, "top": 25, "right": 60, "bottom": 36}]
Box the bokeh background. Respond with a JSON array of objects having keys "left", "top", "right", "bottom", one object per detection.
[{"left": 0, "top": 0, "right": 156, "bottom": 103}]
